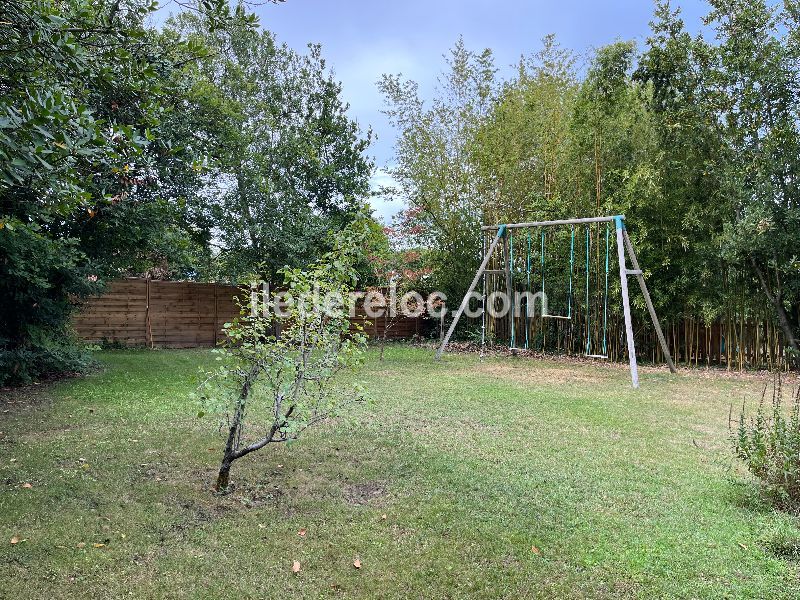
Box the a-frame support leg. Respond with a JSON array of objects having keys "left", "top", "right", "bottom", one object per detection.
[
  {"left": 621, "top": 228, "right": 677, "bottom": 374},
  {"left": 615, "top": 217, "right": 639, "bottom": 388},
  {"left": 436, "top": 226, "right": 506, "bottom": 360}
]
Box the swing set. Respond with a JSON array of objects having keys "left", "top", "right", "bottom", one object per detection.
[{"left": 436, "top": 215, "right": 677, "bottom": 389}]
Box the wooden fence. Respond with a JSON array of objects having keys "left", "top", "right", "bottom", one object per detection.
[
  {"left": 486, "top": 311, "right": 790, "bottom": 371},
  {"left": 73, "top": 279, "right": 422, "bottom": 348}
]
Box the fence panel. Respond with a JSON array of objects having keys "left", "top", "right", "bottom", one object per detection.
[{"left": 73, "top": 279, "right": 422, "bottom": 348}]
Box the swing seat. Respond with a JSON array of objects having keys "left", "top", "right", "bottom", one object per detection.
[
  {"left": 542, "top": 314, "right": 572, "bottom": 321},
  {"left": 585, "top": 354, "right": 608, "bottom": 359}
]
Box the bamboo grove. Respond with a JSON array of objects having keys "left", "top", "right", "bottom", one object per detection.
[
  {"left": 380, "top": 0, "right": 800, "bottom": 370},
  {"left": 481, "top": 224, "right": 792, "bottom": 371}
]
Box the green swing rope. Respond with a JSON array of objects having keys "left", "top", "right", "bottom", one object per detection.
[
  {"left": 585, "top": 223, "right": 611, "bottom": 357},
  {"left": 603, "top": 223, "right": 610, "bottom": 356},
  {"left": 540, "top": 229, "right": 545, "bottom": 301},
  {"left": 540, "top": 227, "right": 575, "bottom": 319},
  {"left": 585, "top": 227, "right": 592, "bottom": 355},
  {"left": 568, "top": 226, "right": 575, "bottom": 319},
  {"left": 525, "top": 231, "right": 531, "bottom": 350},
  {"left": 509, "top": 229, "right": 515, "bottom": 350}
]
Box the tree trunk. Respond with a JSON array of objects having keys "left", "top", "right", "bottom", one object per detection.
[
  {"left": 216, "top": 461, "right": 232, "bottom": 491},
  {"left": 214, "top": 365, "right": 259, "bottom": 492},
  {"left": 751, "top": 258, "right": 800, "bottom": 368}
]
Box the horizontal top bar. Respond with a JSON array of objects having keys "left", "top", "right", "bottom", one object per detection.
[{"left": 481, "top": 215, "right": 624, "bottom": 231}]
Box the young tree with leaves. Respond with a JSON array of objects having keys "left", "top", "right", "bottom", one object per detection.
[{"left": 199, "top": 219, "right": 370, "bottom": 491}]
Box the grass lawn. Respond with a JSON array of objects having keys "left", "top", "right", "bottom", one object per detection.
[{"left": 1, "top": 346, "right": 800, "bottom": 599}]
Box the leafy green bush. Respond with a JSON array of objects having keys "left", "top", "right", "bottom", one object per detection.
[
  {"left": 732, "top": 376, "right": 800, "bottom": 509},
  {"left": 0, "top": 221, "right": 99, "bottom": 386}
]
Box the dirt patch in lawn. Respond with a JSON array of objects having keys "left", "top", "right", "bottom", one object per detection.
[
  {"left": 343, "top": 481, "right": 387, "bottom": 506},
  {"left": 0, "top": 383, "right": 56, "bottom": 414}
]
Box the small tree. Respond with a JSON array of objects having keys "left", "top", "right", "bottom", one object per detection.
[{"left": 199, "top": 224, "right": 369, "bottom": 491}]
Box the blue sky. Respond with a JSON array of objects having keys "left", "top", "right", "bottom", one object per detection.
[{"left": 161, "top": 1, "right": 710, "bottom": 223}]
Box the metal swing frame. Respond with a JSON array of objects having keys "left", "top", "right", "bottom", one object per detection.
[{"left": 435, "top": 215, "right": 677, "bottom": 389}]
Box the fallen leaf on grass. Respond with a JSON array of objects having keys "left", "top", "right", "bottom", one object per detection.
[
  {"left": 381, "top": 514, "right": 387, "bottom": 521},
  {"left": 738, "top": 542, "right": 748, "bottom": 550},
  {"left": 353, "top": 558, "right": 362, "bottom": 569},
  {"left": 258, "top": 524, "right": 266, "bottom": 529},
  {"left": 21, "top": 483, "right": 32, "bottom": 489},
  {"left": 292, "top": 560, "right": 301, "bottom": 574},
  {"left": 77, "top": 542, "right": 86, "bottom": 549},
  {"left": 10, "top": 536, "right": 19, "bottom": 545},
  {"left": 531, "top": 545, "right": 542, "bottom": 556},
  {"left": 92, "top": 543, "right": 105, "bottom": 548},
  {"left": 298, "top": 528, "right": 307, "bottom": 538}
]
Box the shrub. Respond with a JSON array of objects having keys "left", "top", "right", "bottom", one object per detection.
[
  {"left": 0, "top": 221, "right": 100, "bottom": 386},
  {"left": 731, "top": 375, "right": 800, "bottom": 509}
]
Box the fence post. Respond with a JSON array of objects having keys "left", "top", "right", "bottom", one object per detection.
[
  {"left": 146, "top": 278, "right": 153, "bottom": 349},
  {"left": 213, "top": 283, "right": 218, "bottom": 347}
]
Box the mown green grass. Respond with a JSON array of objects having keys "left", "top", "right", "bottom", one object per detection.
[{"left": 1, "top": 347, "right": 799, "bottom": 599}]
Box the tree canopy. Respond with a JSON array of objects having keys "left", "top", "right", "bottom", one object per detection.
[{"left": 0, "top": 0, "right": 375, "bottom": 384}]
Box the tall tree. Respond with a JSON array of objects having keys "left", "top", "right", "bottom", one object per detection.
[
  {"left": 0, "top": 0, "right": 243, "bottom": 384},
  {"left": 169, "top": 13, "right": 373, "bottom": 282},
  {"left": 379, "top": 38, "right": 497, "bottom": 302},
  {"left": 634, "top": 1, "right": 729, "bottom": 322},
  {"left": 473, "top": 35, "right": 579, "bottom": 225},
  {"left": 706, "top": 0, "right": 800, "bottom": 359}
]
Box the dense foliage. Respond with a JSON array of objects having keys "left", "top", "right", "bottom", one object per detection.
[
  {"left": 0, "top": 0, "right": 374, "bottom": 384},
  {"left": 166, "top": 12, "right": 373, "bottom": 282},
  {"left": 0, "top": 0, "right": 192, "bottom": 384},
  {"left": 381, "top": 0, "right": 800, "bottom": 362},
  {"left": 4, "top": 0, "right": 800, "bottom": 383}
]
